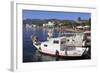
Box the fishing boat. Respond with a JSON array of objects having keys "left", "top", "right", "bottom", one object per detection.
[{"left": 31, "top": 32, "right": 90, "bottom": 57}]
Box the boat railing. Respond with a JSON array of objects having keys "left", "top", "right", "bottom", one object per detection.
[{"left": 31, "top": 35, "right": 41, "bottom": 45}]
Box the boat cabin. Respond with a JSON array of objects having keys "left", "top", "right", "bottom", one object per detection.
[{"left": 41, "top": 33, "right": 84, "bottom": 52}]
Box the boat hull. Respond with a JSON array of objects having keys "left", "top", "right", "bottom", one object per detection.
[
  {"left": 38, "top": 49, "right": 90, "bottom": 60},
  {"left": 37, "top": 47, "right": 87, "bottom": 57},
  {"left": 33, "top": 43, "right": 90, "bottom": 59}
]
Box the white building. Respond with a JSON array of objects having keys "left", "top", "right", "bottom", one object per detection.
[
  {"left": 43, "top": 21, "right": 55, "bottom": 27},
  {"left": 26, "top": 24, "right": 32, "bottom": 28}
]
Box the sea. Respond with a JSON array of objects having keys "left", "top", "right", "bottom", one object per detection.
[{"left": 23, "top": 27, "right": 90, "bottom": 63}]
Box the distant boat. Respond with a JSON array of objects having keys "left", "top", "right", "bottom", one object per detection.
[{"left": 32, "top": 33, "right": 90, "bottom": 57}]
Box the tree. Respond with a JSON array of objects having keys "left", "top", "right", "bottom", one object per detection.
[
  {"left": 85, "top": 18, "right": 91, "bottom": 26},
  {"left": 89, "top": 18, "right": 91, "bottom": 25}
]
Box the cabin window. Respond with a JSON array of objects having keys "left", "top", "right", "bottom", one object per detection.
[
  {"left": 44, "top": 44, "right": 47, "bottom": 47},
  {"left": 53, "top": 40, "right": 59, "bottom": 44},
  {"left": 61, "top": 41, "right": 66, "bottom": 44}
]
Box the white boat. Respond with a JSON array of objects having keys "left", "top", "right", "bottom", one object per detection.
[{"left": 32, "top": 33, "right": 89, "bottom": 57}]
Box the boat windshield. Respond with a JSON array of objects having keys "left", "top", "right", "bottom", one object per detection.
[{"left": 53, "top": 40, "right": 59, "bottom": 44}]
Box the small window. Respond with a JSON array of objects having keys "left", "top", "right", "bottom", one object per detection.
[
  {"left": 53, "top": 40, "right": 59, "bottom": 44},
  {"left": 61, "top": 41, "right": 66, "bottom": 44},
  {"left": 44, "top": 44, "right": 47, "bottom": 47},
  {"left": 67, "top": 39, "right": 69, "bottom": 42}
]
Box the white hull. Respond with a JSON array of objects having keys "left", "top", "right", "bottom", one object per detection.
[{"left": 33, "top": 43, "right": 88, "bottom": 57}]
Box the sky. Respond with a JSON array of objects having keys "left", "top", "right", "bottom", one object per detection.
[{"left": 23, "top": 10, "right": 91, "bottom": 20}]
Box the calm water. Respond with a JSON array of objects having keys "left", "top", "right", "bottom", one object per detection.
[{"left": 23, "top": 27, "right": 90, "bottom": 63}]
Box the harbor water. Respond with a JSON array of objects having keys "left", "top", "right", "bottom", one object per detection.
[{"left": 23, "top": 27, "right": 90, "bottom": 63}]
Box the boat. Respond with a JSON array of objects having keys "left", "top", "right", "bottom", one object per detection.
[{"left": 31, "top": 32, "right": 90, "bottom": 57}]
